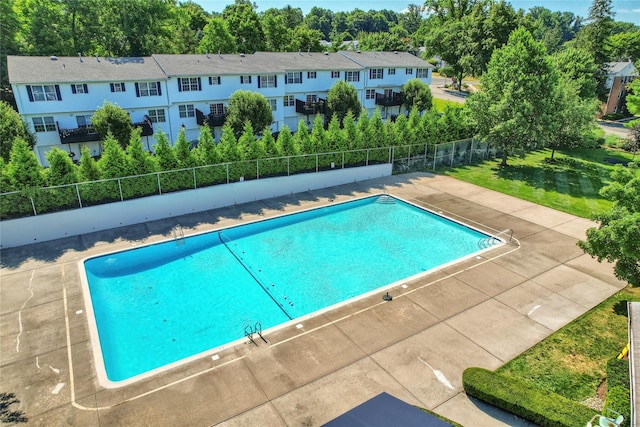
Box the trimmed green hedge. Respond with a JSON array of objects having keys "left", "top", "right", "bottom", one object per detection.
[
  {"left": 463, "top": 367, "right": 598, "bottom": 427},
  {"left": 605, "top": 357, "right": 630, "bottom": 427}
]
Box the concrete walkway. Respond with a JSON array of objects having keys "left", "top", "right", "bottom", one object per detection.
[{"left": 0, "top": 172, "right": 626, "bottom": 426}]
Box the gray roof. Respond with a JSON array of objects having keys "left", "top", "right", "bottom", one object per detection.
[
  {"left": 152, "top": 52, "right": 362, "bottom": 76},
  {"left": 7, "top": 55, "right": 167, "bottom": 84},
  {"left": 8, "top": 51, "right": 432, "bottom": 84},
  {"left": 606, "top": 61, "right": 637, "bottom": 75},
  {"left": 339, "top": 51, "right": 435, "bottom": 69}
]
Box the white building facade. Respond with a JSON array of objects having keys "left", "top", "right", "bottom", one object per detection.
[{"left": 8, "top": 51, "right": 433, "bottom": 165}]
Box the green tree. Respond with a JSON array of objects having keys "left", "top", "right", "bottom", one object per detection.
[
  {"left": 226, "top": 90, "right": 273, "bottom": 136},
  {"left": 402, "top": 79, "right": 433, "bottom": 113},
  {"left": 78, "top": 145, "right": 100, "bottom": 181},
  {"left": 92, "top": 102, "right": 133, "bottom": 150},
  {"left": 310, "top": 115, "right": 328, "bottom": 154},
  {"left": 326, "top": 114, "right": 346, "bottom": 152},
  {"left": 98, "top": 136, "right": 129, "bottom": 178},
  {"left": 606, "top": 31, "right": 640, "bottom": 63},
  {"left": 357, "top": 32, "right": 406, "bottom": 51},
  {"left": 222, "top": 2, "right": 265, "bottom": 53},
  {"left": 261, "top": 12, "right": 289, "bottom": 51},
  {"left": 398, "top": 4, "right": 424, "bottom": 35},
  {"left": 44, "top": 147, "right": 77, "bottom": 185},
  {"left": 217, "top": 125, "right": 239, "bottom": 162},
  {"left": 579, "top": 163, "right": 640, "bottom": 286},
  {"left": 153, "top": 129, "right": 179, "bottom": 171},
  {"left": 547, "top": 80, "right": 599, "bottom": 159},
  {"left": 93, "top": 0, "right": 172, "bottom": 56},
  {"left": 467, "top": 27, "right": 556, "bottom": 166},
  {"left": 276, "top": 125, "right": 297, "bottom": 157},
  {"left": 5, "top": 138, "right": 44, "bottom": 190},
  {"left": 304, "top": 7, "right": 333, "bottom": 40},
  {"left": 327, "top": 80, "right": 361, "bottom": 125},
  {"left": 194, "top": 125, "right": 219, "bottom": 165},
  {"left": 197, "top": 17, "right": 237, "bottom": 54},
  {"left": 126, "top": 128, "right": 157, "bottom": 174},
  {"left": 0, "top": 101, "right": 36, "bottom": 162},
  {"left": 574, "top": 0, "right": 615, "bottom": 99},
  {"left": 173, "top": 1, "right": 210, "bottom": 53},
  {"left": 551, "top": 48, "right": 598, "bottom": 100},
  {"left": 624, "top": 79, "right": 640, "bottom": 157},
  {"left": 287, "top": 27, "right": 324, "bottom": 52},
  {"left": 1, "top": 0, "right": 22, "bottom": 102},
  {"left": 173, "top": 128, "right": 197, "bottom": 168}
]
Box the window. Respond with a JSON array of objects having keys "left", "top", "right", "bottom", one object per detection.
[
  {"left": 286, "top": 72, "right": 302, "bottom": 84},
  {"left": 240, "top": 75, "right": 252, "bottom": 84},
  {"left": 178, "top": 77, "right": 201, "bottom": 92},
  {"left": 388, "top": 68, "right": 396, "bottom": 75},
  {"left": 366, "top": 89, "right": 376, "bottom": 100},
  {"left": 179, "top": 104, "right": 195, "bottom": 118},
  {"left": 406, "top": 68, "right": 413, "bottom": 75},
  {"left": 209, "top": 103, "right": 224, "bottom": 116},
  {"left": 148, "top": 109, "right": 166, "bottom": 123},
  {"left": 32, "top": 117, "right": 56, "bottom": 132},
  {"left": 71, "top": 84, "right": 88, "bottom": 94},
  {"left": 416, "top": 68, "right": 429, "bottom": 78},
  {"left": 76, "top": 115, "right": 92, "bottom": 128},
  {"left": 384, "top": 89, "right": 393, "bottom": 97},
  {"left": 269, "top": 99, "right": 277, "bottom": 111},
  {"left": 370, "top": 69, "right": 383, "bottom": 79},
  {"left": 259, "top": 75, "right": 276, "bottom": 88},
  {"left": 345, "top": 71, "right": 360, "bottom": 82},
  {"left": 110, "top": 82, "right": 126, "bottom": 92},
  {"left": 136, "top": 82, "right": 160, "bottom": 97},
  {"left": 306, "top": 94, "right": 317, "bottom": 103},
  {"left": 307, "top": 71, "right": 317, "bottom": 79},
  {"left": 283, "top": 95, "right": 294, "bottom": 107},
  {"left": 209, "top": 76, "right": 221, "bottom": 85},
  {"left": 332, "top": 71, "right": 340, "bottom": 78},
  {"left": 27, "top": 84, "right": 61, "bottom": 102}
]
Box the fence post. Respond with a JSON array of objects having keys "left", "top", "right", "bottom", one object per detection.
[
  {"left": 366, "top": 149, "right": 369, "bottom": 166},
  {"left": 157, "top": 173, "right": 162, "bottom": 195},
  {"left": 287, "top": 157, "right": 290, "bottom": 176},
  {"left": 423, "top": 143, "right": 428, "bottom": 168},
  {"left": 118, "top": 178, "right": 123, "bottom": 201},
  {"left": 226, "top": 163, "right": 229, "bottom": 184},
  {"left": 389, "top": 146, "right": 393, "bottom": 164},
  {"left": 256, "top": 159, "right": 260, "bottom": 180},
  {"left": 450, "top": 141, "right": 455, "bottom": 168},
  {"left": 342, "top": 152, "right": 345, "bottom": 169},
  {"left": 433, "top": 144, "right": 437, "bottom": 171},
  {"left": 315, "top": 154, "right": 318, "bottom": 172},
  {"left": 30, "top": 196, "right": 37, "bottom": 216},
  {"left": 75, "top": 183, "right": 83, "bottom": 208},
  {"left": 193, "top": 168, "right": 197, "bottom": 189}
]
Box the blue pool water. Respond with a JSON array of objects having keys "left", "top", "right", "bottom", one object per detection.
[{"left": 83, "top": 195, "right": 497, "bottom": 383}]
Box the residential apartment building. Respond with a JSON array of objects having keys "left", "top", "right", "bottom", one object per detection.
[
  {"left": 7, "top": 51, "right": 433, "bottom": 165},
  {"left": 604, "top": 61, "right": 638, "bottom": 116}
]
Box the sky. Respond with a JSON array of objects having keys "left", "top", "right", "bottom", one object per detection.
[{"left": 192, "top": 0, "right": 640, "bottom": 25}]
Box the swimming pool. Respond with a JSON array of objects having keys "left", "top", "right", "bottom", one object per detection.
[{"left": 81, "top": 194, "right": 501, "bottom": 386}]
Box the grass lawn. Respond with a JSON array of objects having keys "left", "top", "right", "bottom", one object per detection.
[
  {"left": 497, "top": 287, "right": 640, "bottom": 402},
  {"left": 433, "top": 97, "right": 463, "bottom": 112},
  {"left": 442, "top": 147, "right": 635, "bottom": 218}
]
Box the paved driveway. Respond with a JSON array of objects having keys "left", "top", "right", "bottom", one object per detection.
[{"left": 0, "top": 173, "right": 625, "bottom": 426}]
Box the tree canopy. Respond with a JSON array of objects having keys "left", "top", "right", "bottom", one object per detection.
[
  {"left": 579, "top": 163, "right": 640, "bottom": 286},
  {"left": 466, "top": 27, "right": 556, "bottom": 166},
  {"left": 327, "top": 80, "right": 361, "bottom": 125},
  {"left": 0, "top": 100, "right": 36, "bottom": 162},
  {"left": 402, "top": 79, "right": 433, "bottom": 113},
  {"left": 91, "top": 101, "right": 133, "bottom": 150},
  {"left": 225, "top": 90, "right": 273, "bottom": 136}
]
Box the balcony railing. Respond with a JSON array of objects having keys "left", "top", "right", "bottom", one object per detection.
[
  {"left": 295, "top": 98, "right": 327, "bottom": 115},
  {"left": 196, "top": 109, "right": 227, "bottom": 127},
  {"left": 375, "top": 92, "right": 404, "bottom": 107},
  {"left": 57, "top": 123, "right": 101, "bottom": 144},
  {"left": 133, "top": 121, "right": 153, "bottom": 136}
]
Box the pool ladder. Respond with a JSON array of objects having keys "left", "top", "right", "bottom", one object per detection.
[
  {"left": 376, "top": 195, "right": 395, "bottom": 204},
  {"left": 172, "top": 225, "right": 185, "bottom": 246},
  {"left": 245, "top": 322, "right": 267, "bottom": 347}
]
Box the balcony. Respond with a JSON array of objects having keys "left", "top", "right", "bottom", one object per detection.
[
  {"left": 375, "top": 92, "right": 404, "bottom": 107},
  {"left": 57, "top": 123, "right": 101, "bottom": 144},
  {"left": 295, "top": 98, "right": 327, "bottom": 115},
  {"left": 133, "top": 120, "right": 153, "bottom": 136},
  {"left": 196, "top": 109, "right": 227, "bottom": 127}
]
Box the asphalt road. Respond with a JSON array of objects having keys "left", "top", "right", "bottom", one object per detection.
[{"left": 597, "top": 121, "right": 632, "bottom": 139}]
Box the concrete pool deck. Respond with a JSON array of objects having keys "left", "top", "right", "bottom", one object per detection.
[{"left": 0, "top": 172, "right": 627, "bottom": 426}]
